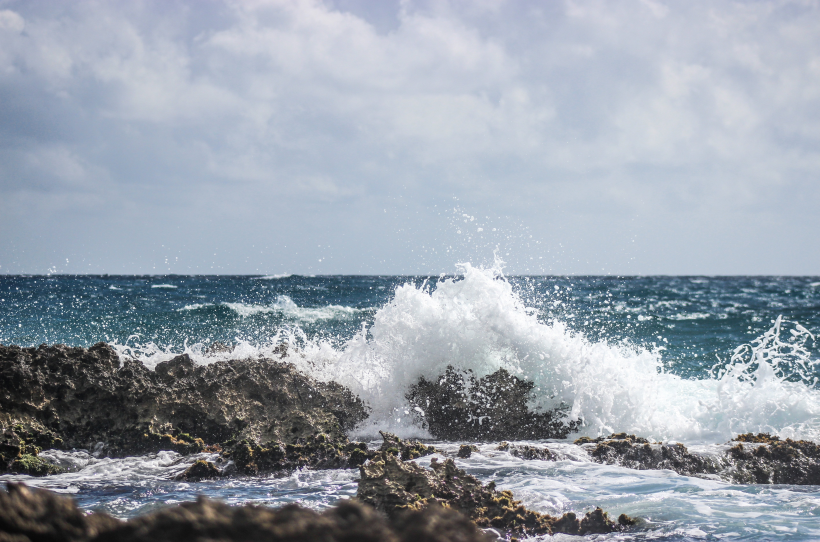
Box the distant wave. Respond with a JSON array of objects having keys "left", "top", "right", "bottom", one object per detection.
[
  {"left": 151, "top": 284, "right": 178, "bottom": 289},
  {"left": 178, "top": 296, "right": 364, "bottom": 322},
  {"left": 255, "top": 274, "right": 292, "bottom": 280}
]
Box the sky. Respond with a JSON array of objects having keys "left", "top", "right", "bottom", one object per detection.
[{"left": 1, "top": 0, "right": 819, "bottom": 275}]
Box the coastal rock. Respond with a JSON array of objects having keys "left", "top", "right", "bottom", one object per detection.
[
  {"left": 578, "top": 434, "right": 721, "bottom": 477},
  {"left": 505, "top": 444, "right": 556, "bottom": 462},
  {"left": 1, "top": 426, "right": 65, "bottom": 476},
  {"left": 0, "top": 343, "right": 368, "bottom": 459},
  {"left": 725, "top": 433, "right": 820, "bottom": 485},
  {"left": 406, "top": 366, "right": 579, "bottom": 441},
  {"left": 379, "top": 431, "right": 437, "bottom": 461},
  {"left": 0, "top": 482, "right": 120, "bottom": 542},
  {"left": 174, "top": 460, "right": 221, "bottom": 482},
  {"left": 574, "top": 432, "right": 820, "bottom": 485},
  {"left": 227, "top": 434, "right": 373, "bottom": 475},
  {"left": 357, "top": 451, "right": 634, "bottom": 537},
  {"left": 0, "top": 483, "right": 494, "bottom": 542},
  {"left": 457, "top": 444, "right": 478, "bottom": 458}
]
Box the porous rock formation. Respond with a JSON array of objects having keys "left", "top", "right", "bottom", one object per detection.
[
  {"left": 497, "top": 442, "right": 556, "bottom": 461},
  {"left": 574, "top": 432, "right": 820, "bottom": 485},
  {"left": 357, "top": 451, "right": 636, "bottom": 537},
  {"left": 726, "top": 433, "right": 820, "bottom": 485},
  {"left": 0, "top": 343, "right": 369, "bottom": 473},
  {"left": 0, "top": 482, "right": 497, "bottom": 542},
  {"left": 576, "top": 433, "right": 722, "bottom": 477},
  {"left": 406, "top": 366, "right": 580, "bottom": 441}
]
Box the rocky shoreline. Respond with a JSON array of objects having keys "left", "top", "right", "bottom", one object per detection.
[{"left": 2, "top": 343, "right": 820, "bottom": 540}]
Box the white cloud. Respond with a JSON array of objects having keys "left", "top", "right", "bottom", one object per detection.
[{"left": 0, "top": 0, "right": 819, "bottom": 274}]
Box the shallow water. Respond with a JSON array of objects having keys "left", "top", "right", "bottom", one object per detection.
[{"left": 2, "top": 269, "right": 819, "bottom": 539}]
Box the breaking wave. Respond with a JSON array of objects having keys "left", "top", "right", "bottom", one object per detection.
[{"left": 290, "top": 263, "right": 820, "bottom": 444}]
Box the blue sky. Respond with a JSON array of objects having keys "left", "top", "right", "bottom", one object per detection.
[{"left": 1, "top": 0, "right": 819, "bottom": 275}]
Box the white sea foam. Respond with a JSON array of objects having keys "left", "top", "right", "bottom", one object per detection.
[
  {"left": 287, "top": 262, "right": 820, "bottom": 444},
  {"left": 255, "top": 274, "right": 293, "bottom": 280},
  {"left": 119, "top": 262, "right": 820, "bottom": 445},
  {"left": 176, "top": 297, "right": 363, "bottom": 322},
  {"left": 151, "top": 284, "right": 177, "bottom": 289}
]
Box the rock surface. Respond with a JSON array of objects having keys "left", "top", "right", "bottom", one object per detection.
[
  {"left": 0, "top": 343, "right": 369, "bottom": 465},
  {"left": 574, "top": 432, "right": 820, "bottom": 485},
  {"left": 406, "top": 366, "right": 579, "bottom": 441},
  {"left": 357, "top": 451, "right": 636, "bottom": 537},
  {"left": 0, "top": 482, "right": 496, "bottom": 542}
]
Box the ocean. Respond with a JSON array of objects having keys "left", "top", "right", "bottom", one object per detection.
[{"left": 2, "top": 266, "right": 820, "bottom": 540}]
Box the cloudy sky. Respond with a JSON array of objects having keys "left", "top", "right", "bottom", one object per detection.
[{"left": 1, "top": 0, "right": 818, "bottom": 275}]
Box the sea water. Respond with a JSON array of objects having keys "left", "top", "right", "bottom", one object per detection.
[{"left": 1, "top": 269, "right": 819, "bottom": 540}]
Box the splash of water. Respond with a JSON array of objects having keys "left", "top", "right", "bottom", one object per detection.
[{"left": 293, "top": 263, "right": 820, "bottom": 443}]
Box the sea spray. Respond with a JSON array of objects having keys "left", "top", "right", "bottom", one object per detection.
[
  {"left": 104, "top": 268, "right": 820, "bottom": 443},
  {"left": 291, "top": 264, "right": 820, "bottom": 443}
]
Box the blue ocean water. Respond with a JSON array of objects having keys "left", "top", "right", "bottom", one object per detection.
[{"left": 2, "top": 271, "right": 820, "bottom": 540}]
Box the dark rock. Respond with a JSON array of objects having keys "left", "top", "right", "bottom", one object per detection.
[
  {"left": 9, "top": 454, "right": 66, "bottom": 477},
  {"left": 379, "top": 431, "right": 437, "bottom": 461},
  {"left": 227, "top": 434, "right": 374, "bottom": 475},
  {"left": 174, "top": 460, "right": 221, "bottom": 482},
  {"left": 0, "top": 343, "right": 368, "bottom": 458},
  {"left": 406, "top": 366, "right": 579, "bottom": 441},
  {"left": 574, "top": 432, "right": 820, "bottom": 486},
  {"left": 726, "top": 434, "right": 820, "bottom": 484},
  {"left": 584, "top": 435, "right": 720, "bottom": 477},
  {"left": 391, "top": 505, "right": 495, "bottom": 542},
  {"left": 507, "top": 444, "right": 556, "bottom": 462},
  {"left": 357, "top": 451, "right": 633, "bottom": 537},
  {"left": 0, "top": 482, "right": 121, "bottom": 542},
  {"left": 1, "top": 482, "right": 495, "bottom": 542},
  {"left": 457, "top": 445, "right": 478, "bottom": 458},
  {"left": 1, "top": 426, "right": 65, "bottom": 476}
]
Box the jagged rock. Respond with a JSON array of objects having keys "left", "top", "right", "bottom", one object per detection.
[
  {"left": 406, "top": 366, "right": 579, "bottom": 441},
  {"left": 1, "top": 427, "right": 65, "bottom": 476},
  {"left": 174, "top": 460, "right": 221, "bottom": 482},
  {"left": 9, "top": 454, "right": 66, "bottom": 476},
  {"left": 0, "top": 482, "right": 121, "bottom": 542},
  {"left": 0, "top": 483, "right": 494, "bottom": 542},
  {"left": 726, "top": 434, "right": 820, "bottom": 484},
  {"left": 227, "top": 434, "right": 373, "bottom": 475},
  {"left": 580, "top": 434, "right": 721, "bottom": 477},
  {"left": 357, "top": 451, "right": 633, "bottom": 537},
  {"left": 457, "top": 445, "right": 478, "bottom": 458},
  {"left": 574, "top": 432, "right": 820, "bottom": 486},
  {"left": 508, "top": 444, "right": 556, "bottom": 461},
  {"left": 379, "top": 431, "right": 437, "bottom": 461},
  {"left": 0, "top": 343, "right": 368, "bottom": 458}
]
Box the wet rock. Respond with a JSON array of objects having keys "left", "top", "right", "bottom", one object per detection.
[
  {"left": 574, "top": 432, "right": 820, "bottom": 485},
  {"left": 9, "top": 454, "right": 66, "bottom": 476},
  {"left": 581, "top": 434, "right": 720, "bottom": 477},
  {"left": 457, "top": 445, "right": 478, "bottom": 458},
  {"left": 406, "top": 366, "right": 579, "bottom": 441},
  {"left": 0, "top": 343, "right": 368, "bottom": 458},
  {"left": 726, "top": 434, "right": 820, "bottom": 485},
  {"left": 174, "top": 460, "right": 221, "bottom": 482},
  {"left": 0, "top": 483, "right": 496, "bottom": 542},
  {"left": 227, "top": 434, "right": 373, "bottom": 475},
  {"left": 1, "top": 426, "right": 65, "bottom": 476},
  {"left": 379, "top": 431, "right": 437, "bottom": 461},
  {"left": 507, "top": 444, "right": 556, "bottom": 462},
  {"left": 0, "top": 482, "right": 121, "bottom": 542},
  {"left": 357, "top": 451, "right": 633, "bottom": 537}
]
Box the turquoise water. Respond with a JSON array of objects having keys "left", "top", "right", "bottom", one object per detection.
[{"left": 2, "top": 271, "right": 820, "bottom": 540}]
